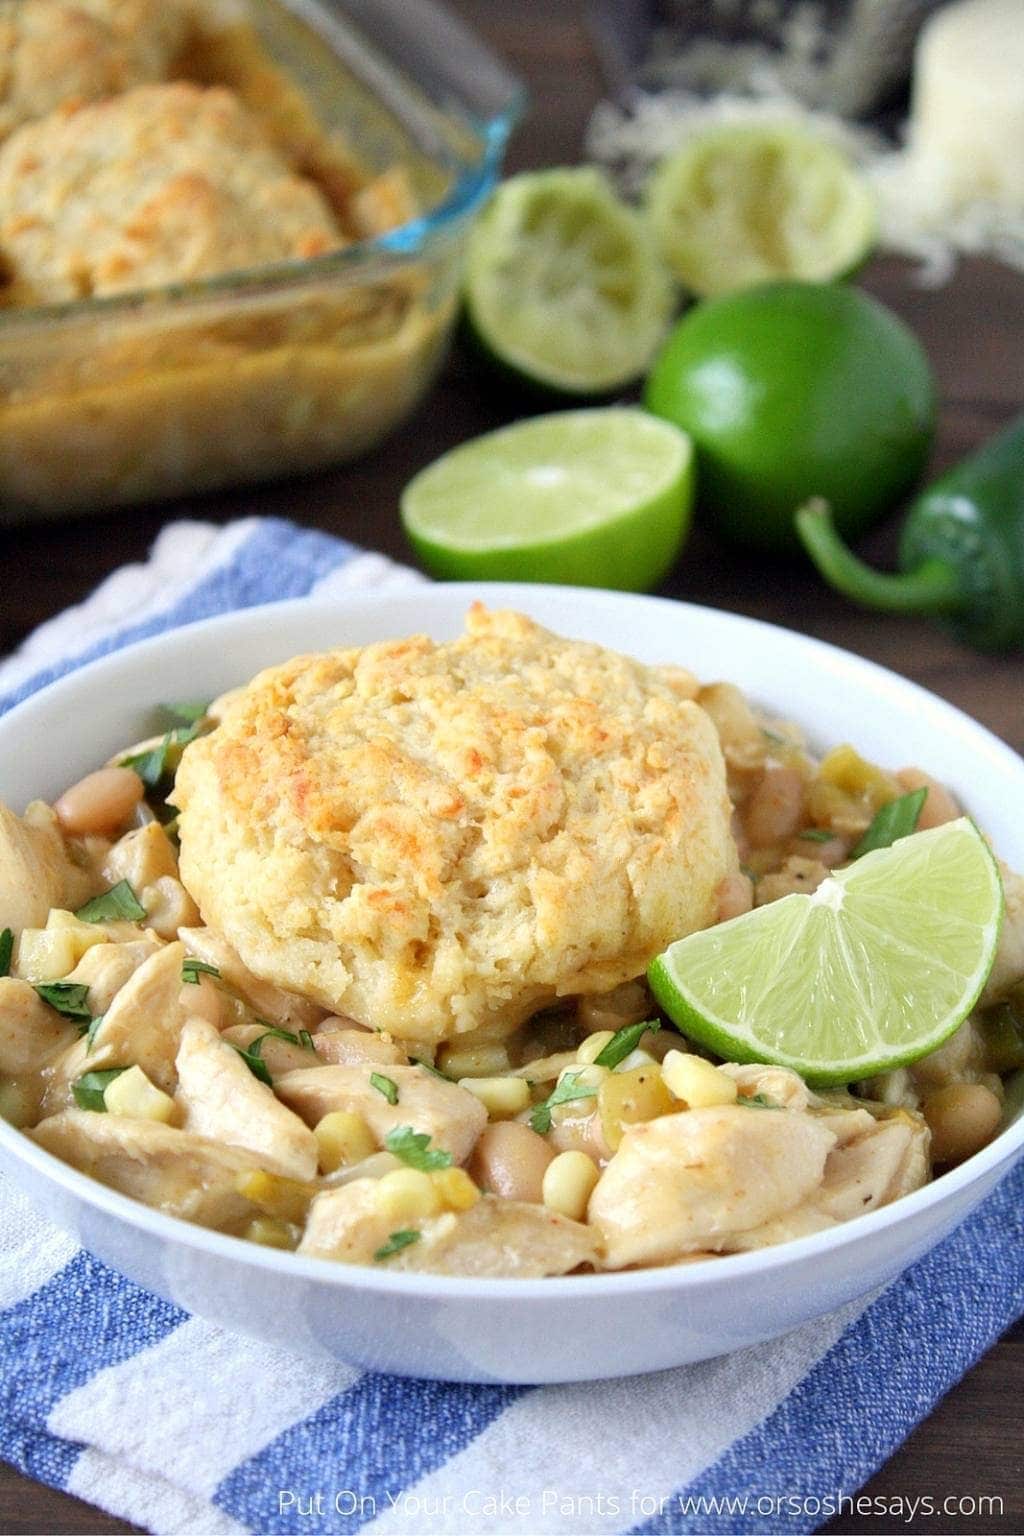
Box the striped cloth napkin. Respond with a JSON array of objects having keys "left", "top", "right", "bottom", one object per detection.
[{"left": 1, "top": 516, "right": 1023, "bottom": 1536}]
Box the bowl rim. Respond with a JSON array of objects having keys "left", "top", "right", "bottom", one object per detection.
[{"left": 2, "top": 581, "right": 1022, "bottom": 1301}]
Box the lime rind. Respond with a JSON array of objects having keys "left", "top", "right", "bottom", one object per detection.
[
  {"left": 648, "top": 818, "right": 1003, "bottom": 1085},
  {"left": 465, "top": 167, "right": 674, "bottom": 395},
  {"left": 645, "top": 122, "right": 877, "bottom": 299}
]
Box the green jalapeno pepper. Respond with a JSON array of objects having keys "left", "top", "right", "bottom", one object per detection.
[{"left": 795, "top": 413, "right": 1024, "bottom": 652}]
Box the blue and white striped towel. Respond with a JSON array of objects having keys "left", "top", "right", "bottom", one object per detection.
[{"left": 1, "top": 516, "right": 1022, "bottom": 1536}]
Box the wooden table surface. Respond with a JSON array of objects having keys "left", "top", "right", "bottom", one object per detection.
[{"left": 2, "top": 1, "right": 1023, "bottom": 1531}]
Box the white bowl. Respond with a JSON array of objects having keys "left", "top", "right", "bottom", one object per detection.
[{"left": 1, "top": 585, "right": 1022, "bottom": 1384}]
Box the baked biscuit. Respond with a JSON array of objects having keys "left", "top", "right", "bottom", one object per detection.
[
  {"left": 0, "top": 0, "right": 186, "bottom": 142},
  {"left": 0, "top": 81, "right": 344, "bottom": 301},
  {"left": 174, "top": 606, "right": 736, "bottom": 1046}
]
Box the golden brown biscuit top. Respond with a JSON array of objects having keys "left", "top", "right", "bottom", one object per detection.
[
  {"left": 0, "top": 0, "right": 186, "bottom": 142},
  {"left": 174, "top": 606, "right": 736, "bottom": 1044},
  {"left": 0, "top": 80, "right": 344, "bottom": 301}
]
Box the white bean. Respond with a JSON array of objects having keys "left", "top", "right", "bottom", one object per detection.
[{"left": 54, "top": 768, "right": 144, "bottom": 837}]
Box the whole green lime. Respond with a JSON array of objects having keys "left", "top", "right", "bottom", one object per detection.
[{"left": 643, "top": 282, "right": 936, "bottom": 553}]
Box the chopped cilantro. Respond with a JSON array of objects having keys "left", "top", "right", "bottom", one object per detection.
[
  {"left": 737, "top": 1093, "right": 780, "bottom": 1109},
  {"left": 72, "top": 1068, "right": 128, "bottom": 1112},
  {"left": 75, "top": 880, "right": 147, "bottom": 924},
  {"left": 593, "top": 1019, "right": 660, "bottom": 1070},
  {"left": 230, "top": 1044, "right": 273, "bottom": 1087},
  {"left": 374, "top": 1229, "right": 421, "bottom": 1262},
  {"left": 247, "top": 1025, "right": 316, "bottom": 1060},
  {"left": 798, "top": 828, "right": 834, "bottom": 844},
  {"left": 85, "top": 1014, "right": 106, "bottom": 1051},
  {"left": 412, "top": 1058, "right": 449, "bottom": 1080},
  {"left": 384, "top": 1126, "right": 452, "bottom": 1171},
  {"left": 120, "top": 722, "right": 203, "bottom": 788},
  {"left": 0, "top": 927, "right": 12, "bottom": 978},
  {"left": 370, "top": 1072, "right": 399, "bottom": 1105},
  {"left": 851, "top": 788, "right": 927, "bottom": 859},
  {"left": 529, "top": 1070, "right": 599, "bottom": 1135},
  {"left": 165, "top": 700, "right": 210, "bottom": 725},
  {"left": 181, "top": 957, "right": 220, "bottom": 985},
  {"left": 762, "top": 727, "right": 787, "bottom": 747},
  {"left": 34, "top": 981, "right": 92, "bottom": 1021}
]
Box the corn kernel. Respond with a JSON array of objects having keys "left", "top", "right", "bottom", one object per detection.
[
  {"left": 662, "top": 1051, "right": 738, "bottom": 1108},
  {"left": 576, "top": 1030, "right": 614, "bottom": 1065},
  {"left": 103, "top": 1064, "right": 176, "bottom": 1124},
  {"left": 314, "top": 1111, "right": 377, "bottom": 1173},
  {"left": 431, "top": 1166, "right": 481, "bottom": 1212},
  {"left": 14, "top": 927, "right": 79, "bottom": 982},
  {"left": 243, "top": 1216, "right": 300, "bottom": 1250},
  {"left": 614, "top": 1048, "right": 658, "bottom": 1073},
  {"left": 236, "top": 1169, "right": 316, "bottom": 1223},
  {"left": 457, "top": 1075, "right": 530, "bottom": 1119},
  {"left": 439, "top": 1042, "right": 510, "bottom": 1077},
  {"left": 46, "top": 909, "right": 110, "bottom": 959},
  {"left": 374, "top": 1167, "right": 442, "bottom": 1221},
  {"left": 542, "top": 1150, "right": 599, "bottom": 1221}
]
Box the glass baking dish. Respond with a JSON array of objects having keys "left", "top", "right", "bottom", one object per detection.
[{"left": 0, "top": 0, "right": 523, "bottom": 522}]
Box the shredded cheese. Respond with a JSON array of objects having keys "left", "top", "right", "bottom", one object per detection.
[{"left": 586, "top": 0, "right": 1024, "bottom": 288}]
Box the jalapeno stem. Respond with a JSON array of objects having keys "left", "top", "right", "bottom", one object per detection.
[{"left": 795, "top": 499, "right": 964, "bottom": 616}]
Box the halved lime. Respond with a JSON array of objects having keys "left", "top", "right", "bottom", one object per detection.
[
  {"left": 401, "top": 407, "right": 693, "bottom": 590},
  {"left": 645, "top": 123, "right": 876, "bottom": 297},
  {"left": 649, "top": 819, "right": 1003, "bottom": 1085},
  {"left": 464, "top": 168, "right": 674, "bottom": 395}
]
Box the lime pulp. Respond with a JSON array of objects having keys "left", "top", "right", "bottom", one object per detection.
[
  {"left": 648, "top": 819, "right": 1003, "bottom": 1085},
  {"left": 401, "top": 407, "right": 694, "bottom": 591},
  {"left": 464, "top": 167, "right": 673, "bottom": 396},
  {"left": 645, "top": 121, "right": 877, "bottom": 298}
]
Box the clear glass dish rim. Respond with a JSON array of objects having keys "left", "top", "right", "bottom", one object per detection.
[{"left": 0, "top": 105, "right": 519, "bottom": 337}]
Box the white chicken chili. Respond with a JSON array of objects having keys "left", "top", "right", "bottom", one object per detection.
[{"left": 1, "top": 618, "right": 1023, "bottom": 1278}]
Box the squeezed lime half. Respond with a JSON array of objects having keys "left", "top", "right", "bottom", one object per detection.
[
  {"left": 648, "top": 819, "right": 1003, "bottom": 1085},
  {"left": 401, "top": 407, "right": 694, "bottom": 590},
  {"left": 464, "top": 167, "right": 674, "bottom": 395},
  {"left": 645, "top": 122, "right": 876, "bottom": 297}
]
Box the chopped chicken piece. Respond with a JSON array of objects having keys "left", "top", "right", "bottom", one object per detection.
[
  {"left": 39, "top": 1036, "right": 91, "bottom": 1117},
  {"left": 719, "top": 1062, "right": 812, "bottom": 1111},
  {"left": 0, "top": 977, "right": 79, "bottom": 1073},
  {"left": 0, "top": 800, "right": 94, "bottom": 934},
  {"left": 175, "top": 1018, "right": 318, "bottom": 1180},
  {"left": 177, "top": 927, "right": 324, "bottom": 1030},
  {"left": 31, "top": 1110, "right": 261, "bottom": 1230},
  {"left": 728, "top": 1106, "right": 929, "bottom": 1249},
  {"left": 981, "top": 862, "right": 1024, "bottom": 1005},
  {"left": 300, "top": 1181, "right": 598, "bottom": 1275},
  {"left": 814, "top": 1112, "right": 929, "bottom": 1220},
  {"left": 275, "top": 1063, "right": 487, "bottom": 1165},
  {"left": 310, "top": 1028, "right": 406, "bottom": 1068},
  {"left": 101, "top": 822, "right": 178, "bottom": 891},
  {"left": 86, "top": 940, "right": 189, "bottom": 1094},
  {"left": 65, "top": 935, "right": 162, "bottom": 1015},
  {"left": 590, "top": 1105, "right": 836, "bottom": 1268}
]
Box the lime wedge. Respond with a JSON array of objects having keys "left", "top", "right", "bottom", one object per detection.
[
  {"left": 648, "top": 819, "right": 1003, "bottom": 1085},
  {"left": 464, "top": 168, "right": 673, "bottom": 395},
  {"left": 645, "top": 123, "right": 876, "bottom": 298},
  {"left": 401, "top": 407, "right": 693, "bottom": 590}
]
